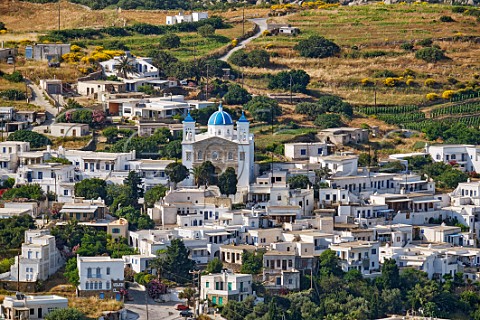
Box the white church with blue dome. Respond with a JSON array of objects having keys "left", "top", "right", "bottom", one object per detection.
[{"left": 182, "top": 105, "right": 255, "bottom": 191}]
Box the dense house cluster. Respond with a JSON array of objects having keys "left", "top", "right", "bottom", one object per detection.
[
  {"left": 2, "top": 102, "right": 480, "bottom": 318},
  {"left": 3, "top": 50, "right": 480, "bottom": 320}
]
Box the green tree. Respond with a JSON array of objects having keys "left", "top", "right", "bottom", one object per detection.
[
  {"left": 223, "top": 84, "right": 252, "bottom": 105},
  {"left": 2, "top": 177, "right": 15, "bottom": 189},
  {"left": 287, "top": 175, "right": 311, "bottom": 189},
  {"left": 164, "top": 140, "right": 182, "bottom": 159},
  {"left": 63, "top": 98, "right": 83, "bottom": 110},
  {"left": 155, "top": 239, "right": 195, "bottom": 284},
  {"left": 165, "top": 162, "right": 189, "bottom": 188},
  {"left": 102, "top": 127, "right": 119, "bottom": 144},
  {"left": 247, "top": 49, "right": 270, "bottom": 68},
  {"left": 74, "top": 178, "right": 107, "bottom": 200},
  {"left": 124, "top": 170, "right": 144, "bottom": 200},
  {"left": 314, "top": 113, "right": 342, "bottom": 129},
  {"left": 198, "top": 161, "right": 216, "bottom": 187},
  {"left": 198, "top": 24, "right": 215, "bottom": 37},
  {"left": 114, "top": 55, "right": 137, "bottom": 79},
  {"left": 206, "top": 257, "right": 223, "bottom": 273},
  {"left": 293, "top": 35, "right": 340, "bottom": 58},
  {"left": 218, "top": 167, "right": 237, "bottom": 196},
  {"left": 0, "top": 215, "right": 35, "bottom": 252},
  {"left": 45, "top": 308, "right": 86, "bottom": 320},
  {"left": 144, "top": 184, "right": 167, "bottom": 208},
  {"left": 244, "top": 96, "right": 281, "bottom": 124},
  {"left": 7, "top": 130, "right": 51, "bottom": 148},
  {"left": 268, "top": 69, "right": 310, "bottom": 93},
  {"left": 64, "top": 258, "right": 80, "bottom": 286},
  {"left": 415, "top": 47, "right": 446, "bottom": 63},
  {"left": 377, "top": 259, "right": 400, "bottom": 290},
  {"left": 240, "top": 251, "right": 263, "bottom": 274},
  {"left": 2, "top": 184, "right": 45, "bottom": 201},
  {"left": 159, "top": 33, "right": 181, "bottom": 49},
  {"left": 318, "top": 249, "right": 343, "bottom": 277},
  {"left": 318, "top": 95, "right": 353, "bottom": 117}
]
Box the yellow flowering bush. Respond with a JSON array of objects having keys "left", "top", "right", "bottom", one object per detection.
[
  {"left": 262, "top": 30, "right": 271, "bottom": 37},
  {"left": 62, "top": 52, "right": 83, "bottom": 63},
  {"left": 442, "top": 90, "right": 456, "bottom": 99},
  {"left": 361, "top": 78, "right": 374, "bottom": 86},
  {"left": 426, "top": 93, "right": 439, "bottom": 101},
  {"left": 406, "top": 78, "right": 416, "bottom": 86},
  {"left": 384, "top": 77, "right": 403, "bottom": 87},
  {"left": 424, "top": 78, "right": 436, "bottom": 87},
  {"left": 231, "top": 39, "right": 238, "bottom": 47},
  {"left": 81, "top": 56, "right": 96, "bottom": 64},
  {"left": 71, "top": 45, "right": 82, "bottom": 52}
]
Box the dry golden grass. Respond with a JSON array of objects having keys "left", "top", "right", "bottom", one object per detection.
[
  {"left": 0, "top": 1, "right": 268, "bottom": 33},
  {"left": 47, "top": 284, "right": 123, "bottom": 318},
  {"left": 243, "top": 3, "right": 480, "bottom": 105}
]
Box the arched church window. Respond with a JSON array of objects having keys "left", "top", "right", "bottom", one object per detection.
[
  {"left": 212, "top": 151, "right": 218, "bottom": 160},
  {"left": 227, "top": 129, "right": 230, "bottom": 135},
  {"left": 218, "top": 130, "right": 221, "bottom": 135},
  {"left": 228, "top": 152, "right": 233, "bottom": 160},
  {"left": 198, "top": 151, "right": 203, "bottom": 160}
]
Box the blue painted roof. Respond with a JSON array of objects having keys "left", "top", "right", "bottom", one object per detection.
[
  {"left": 238, "top": 111, "right": 249, "bottom": 123},
  {"left": 208, "top": 105, "right": 233, "bottom": 126},
  {"left": 183, "top": 112, "right": 195, "bottom": 123}
]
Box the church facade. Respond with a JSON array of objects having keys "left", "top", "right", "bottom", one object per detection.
[{"left": 181, "top": 105, "right": 255, "bottom": 191}]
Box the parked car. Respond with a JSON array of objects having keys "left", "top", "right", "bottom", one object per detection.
[
  {"left": 179, "top": 310, "right": 194, "bottom": 317},
  {"left": 175, "top": 304, "right": 190, "bottom": 311}
]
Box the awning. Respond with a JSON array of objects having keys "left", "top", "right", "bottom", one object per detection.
[
  {"left": 406, "top": 261, "right": 424, "bottom": 267},
  {"left": 412, "top": 199, "right": 441, "bottom": 204}
]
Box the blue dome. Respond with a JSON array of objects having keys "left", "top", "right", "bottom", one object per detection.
[
  {"left": 208, "top": 105, "right": 233, "bottom": 126},
  {"left": 183, "top": 112, "right": 195, "bottom": 123},
  {"left": 238, "top": 111, "right": 249, "bottom": 123}
]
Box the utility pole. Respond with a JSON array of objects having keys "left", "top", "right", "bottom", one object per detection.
[
  {"left": 289, "top": 74, "right": 293, "bottom": 105},
  {"left": 189, "top": 270, "right": 201, "bottom": 315},
  {"left": 206, "top": 65, "right": 209, "bottom": 101},
  {"left": 58, "top": 0, "right": 61, "bottom": 31},
  {"left": 242, "top": 4, "right": 245, "bottom": 37}
]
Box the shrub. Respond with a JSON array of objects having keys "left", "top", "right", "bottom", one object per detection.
[
  {"left": 0, "top": 89, "right": 25, "bottom": 100},
  {"left": 415, "top": 47, "right": 445, "bottom": 63},
  {"left": 400, "top": 42, "right": 414, "bottom": 51},
  {"left": 426, "top": 93, "right": 440, "bottom": 101},
  {"left": 198, "top": 24, "right": 215, "bottom": 37},
  {"left": 402, "top": 68, "right": 416, "bottom": 77},
  {"left": 447, "top": 76, "right": 458, "bottom": 84},
  {"left": 70, "top": 44, "right": 82, "bottom": 52},
  {"left": 268, "top": 69, "right": 310, "bottom": 93},
  {"left": 3, "top": 71, "right": 24, "bottom": 83},
  {"left": 293, "top": 35, "right": 340, "bottom": 58},
  {"left": 416, "top": 38, "right": 433, "bottom": 47},
  {"left": 314, "top": 113, "right": 342, "bottom": 129},
  {"left": 442, "top": 90, "right": 456, "bottom": 99},
  {"left": 440, "top": 15, "right": 455, "bottom": 22},
  {"left": 361, "top": 78, "right": 374, "bottom": 86},
  {"left": 7, "top": 130, "right": 51, "bottom": 148},
  {"left": 384, "top": 77, "right": 402, "bottom": 87},
  {"left": 223, "top": 84, "right": 252, "bottom": 105},
  {"left": 406, "top": 78, "right": 416, "bottom": 86},
  {"left": 229, "top": 49, "right": 270, "bottom": 68},
  {"left": 424, "top": 78, "right": 437, "bottom": 87},
  {"left": 159, "top": 33, "right": 181, "bottom": 49},
  {"left": 231, "top": 39, "right": 238, "bottom": 47},
  {"left": 0, "top": 22, "right": 6, "bottom": 31}
]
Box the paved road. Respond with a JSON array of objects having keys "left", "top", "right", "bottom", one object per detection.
[
  {"left": 125, "top": 283, "right": 184, "bottom": 320},
  {"left": 27, "top": 80, "right": 60, "bottom": 133},
  {"left": 219, "top": 18, "right": 268, "bottom": 62}
]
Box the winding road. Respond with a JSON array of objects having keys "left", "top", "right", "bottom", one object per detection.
[
  {"left": 219, "top": 18, "right": 268, "bottom": 62},
  {"left": 26, "top": 80, "right": 59, "bottom": 133}
]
